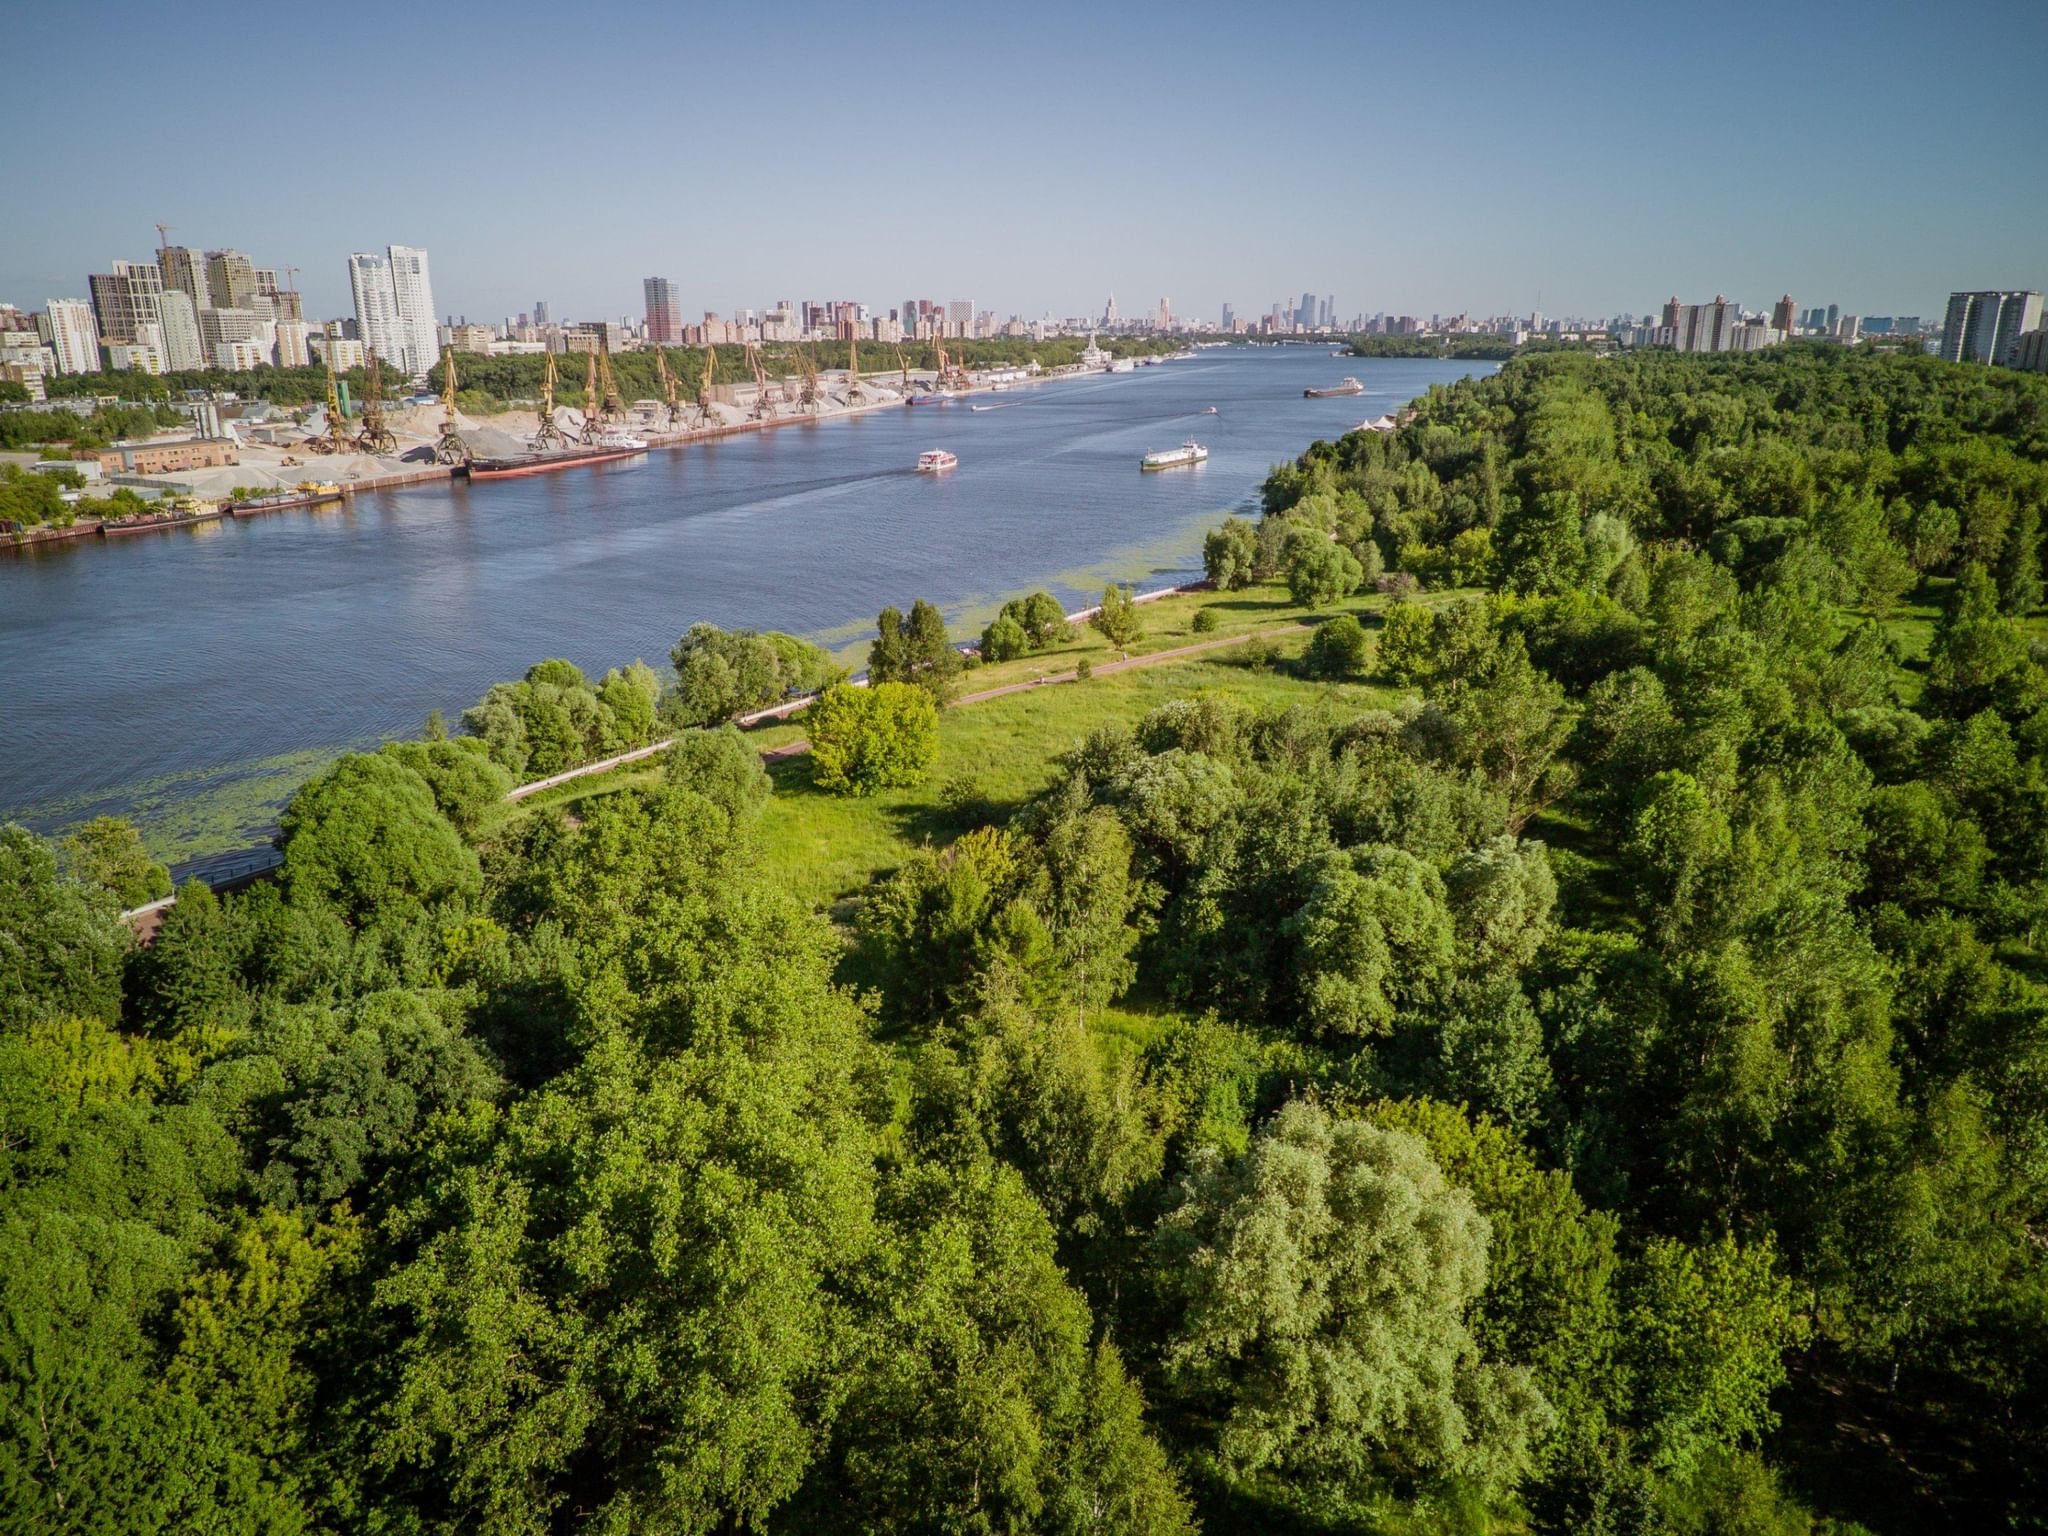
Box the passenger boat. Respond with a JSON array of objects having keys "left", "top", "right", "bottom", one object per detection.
[
  {"left": 1141, "top": 440, "right": 1208, "bottom": 471},
  {"left": 917, "top": 449, "right": 958, "bottom": 473},
  {"left": 1304, "top": 377, "right": 1366, "bottom": 397},
  {"left": 1200, "top": 405, "right": 1218, "bottom": 414}
]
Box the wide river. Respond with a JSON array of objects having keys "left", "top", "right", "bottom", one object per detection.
[{"left": 0, "top": 349, "right": 1489, "bottom": 861}]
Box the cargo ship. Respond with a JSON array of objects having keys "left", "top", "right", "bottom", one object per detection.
[
  {"left": 100, "top": 500, "right": 224, "bottom": 536},
  {"left": 228, "top": 482, "right": 344, "bottom": 517},
  {"left": 467, "top": 435, "right": 649, "bottom": 482},
  {"left": 1304, "top": 377, "right": 1365, "bottom": 397},
  {"left": 1141, "top": 440, "right": 1208, "bottom": 471}
]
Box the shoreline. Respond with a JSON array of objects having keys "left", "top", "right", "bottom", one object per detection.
[{"left": 2, "top": 360, "right": 1146, "bottom": 553}]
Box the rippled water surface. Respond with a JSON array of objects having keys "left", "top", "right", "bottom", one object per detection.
[{"left": 0, "top": 350, "right": 1489, "bottom": 847}]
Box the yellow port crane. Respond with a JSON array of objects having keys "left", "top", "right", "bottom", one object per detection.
[
  {"left": 745, "top": 343, "right": 775, "bottom": 421},
  {"left": 844, "top": 334, "right": 867, "bottom": 404},
  {"left": 896, "top": 347, "right": 909, "bottom": 396},
  {"left": 695, "top": 346, "right": 717, "bottom": 427},
  {"left": 354, "top": 353, "right": 396, "bottom": 456},
  {"left": 796, "top": 343, "right": 820, "bottom": 414},
  {"left": 578, "top": 337, "right": 626, "bottom": 443},
  {"left": 305, "top": 359, "right": 353, "bottom": 455},
  {"left": 531, "top": 351, "right": 570, "bottom": 450},
  {"left": 654, "top": 346, "right": 683, "bottom": 428},
  {"left": 433, "top": 347, "right": 471, "bottom": 465}
]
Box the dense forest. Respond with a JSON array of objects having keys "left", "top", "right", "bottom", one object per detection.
[{"left": 4, "top": 344, "right": 2046, "bottom": 1536}]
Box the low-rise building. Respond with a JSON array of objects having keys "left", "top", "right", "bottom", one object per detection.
[{"left": 93, "top": 437, "right": 239, "bottom": 475}]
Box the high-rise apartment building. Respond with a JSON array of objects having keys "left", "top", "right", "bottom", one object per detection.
[
  {"left": 1220, "top": 303, "right": 1234, "bottom": 332},
  {"left": 205, "top": 249, "right": 259, "bottom": 311},
  {"left": 157, "top": 289, "right": 205, "bottom": 371},
  {"left": 1662, "top": 295, "right": 1683, "bottom": 333},
  {"left": 43, "top": 299, "right": 101, "bottom": 374},
  {"left": 1771, "top": 295, "right": 1796, "bottom": 334},
  {"left": 386, "top": 245, "right": 437, "bottom": 375},
  {"left": 200, "top": 307, "right": 260, "bottom": 368},
  {"left": 275, "top": 319, "right": 311, "bottom": 368},
  {"left": 2012, "top": 328, "right": 2048, "bottom": 374},
  {"left": 1940, "top": 290, "right": 2044, "bottom": 366},
  {"left": 946, "top": 299, "right": 973, "bottom": 334},
  {"left": 1673, "top": 296, "right": 1741, "bottom": 353},
  {"left": 157, "top": 246, "right": 211, "bottom": 310},
  {"left": 88, "top": 260, "right": 165, "bottom": 344},
  {"left": 643, "top": 276, "right": 682, "bottom": 344},
  {"left": 349, "top": 252, "right": 405, "bottom": 370}
]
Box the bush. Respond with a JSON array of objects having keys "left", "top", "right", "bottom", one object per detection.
[
  {"left": 1075, "top": 657, "right": 1093, "bottom": 682},
  {"left": 1091, "top": 585, "right": 1144, "bottom": 651},
  {"left": 805, "top": 681, "right": 938, "bottom": 795},
  {"left": 1191, "top": 607, "right": 1219, "bottom": 634},
  {"left": 980, "top": 613, "right": 1029, "bottom": 663},
  {"left": 1303, "top": 614, "right": 1372, "bottom": 679}
]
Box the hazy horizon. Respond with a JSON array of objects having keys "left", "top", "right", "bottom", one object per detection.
[{"left": 8, "top": 0, "right": 2045, "bottom": 328}]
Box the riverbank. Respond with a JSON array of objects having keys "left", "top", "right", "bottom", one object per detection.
[{"left": 3, "top": 356, "right": 1154, "bottom": 550}]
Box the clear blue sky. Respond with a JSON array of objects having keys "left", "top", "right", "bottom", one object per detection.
[{"left": 8, "top": 0, "right": 2044, "bottom": 326}]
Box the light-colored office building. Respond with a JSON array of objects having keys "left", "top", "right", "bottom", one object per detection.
[
  {"left": 43, "top": 298, "right": 101, "bottom": 374},
  {"left": 1940, "top": 290, "right": 2044, "bottom": 366},
  {"left": 2014, "top": 328, "right": 2048, "bottom": 375}
]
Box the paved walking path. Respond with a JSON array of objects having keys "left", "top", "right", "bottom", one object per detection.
[{"left": 720, "top": 624, "right": 1312, "bottom": 772}]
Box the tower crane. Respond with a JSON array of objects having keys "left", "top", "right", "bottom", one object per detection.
[
  {"left": 354, "top": 352, "right": 397, "bottom": 455},
  {"left": 433, "top": 346, "right": 471, "bottom": 465},
  {"left": 531, "top": 352, "right": 571, "bottom": 450}
]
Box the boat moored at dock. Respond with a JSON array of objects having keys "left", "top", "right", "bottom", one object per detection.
[{"left": 467, "top": 440, "right": 650, "bottom": 481}]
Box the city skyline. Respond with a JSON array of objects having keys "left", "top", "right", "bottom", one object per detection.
[{"left": 7, "top": 0, "right": 2045, "bottom": 326}]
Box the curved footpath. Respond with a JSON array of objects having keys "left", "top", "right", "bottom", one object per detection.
[{"left": 126, "top": 594, "right": 1310, "bottom": 935}]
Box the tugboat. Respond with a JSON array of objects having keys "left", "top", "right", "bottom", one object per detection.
[
  {"left": 1141, "top": 440, "right": 1208, "bottom": 471},
  {"left": 1304, "top": 377, "right": 1366, "bottom": 398},
  {"left": 917, "top": 449, "right": 958, "bottom": 472}
]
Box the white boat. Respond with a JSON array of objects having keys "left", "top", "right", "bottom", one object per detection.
[
  {"left": 592, "top": 430, "right": 650, "bottom": 450},
  {"left": 917, "top": 449, "right": 958, "bottom": 472},
  {"left": 1141, "top": 439, "right": 1208, "bottom": 471}
]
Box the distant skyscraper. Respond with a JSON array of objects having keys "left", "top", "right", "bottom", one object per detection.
[
  {"left": 1772, "top": 295, "right": 1796, "bottom": 334},
  {"left": 946, "top": 299, "right": 972, "bottom": 334},
  {"left": 1103, "top": 293, "right": 1118, "bottom": 326},
  {"left": 1220, "top": 303, "right": 1235, "bottom": 332},
  {"left": 1941, "top": 290, "right": 2044, "bottom": 366},
  {"left": 43, "top": 298, "right": 100, "bottom": 374},
  {"left": 1158, "top": 296, "right": 1172, "bottom": 330},
  {"left": 1297, "top": 291, "right": 1315, "bottom": 329},
  {"left": 348, "top": 252, "right": 406, "bottom": 370},
  {"left": 1661, "top": 295, "right": 1682, "bottom": 333},
  {"left": 533, "top": 300, "right": 550, "bottom": 326},
  {"left": 1825, "top": 303, "right": 1840, "bottom": 332},
  {"left": 643, "top": 276, "right": 681, "bottom": 344},
  {"left": 386, "top": 245, "right": 437, "bottom": 374}
]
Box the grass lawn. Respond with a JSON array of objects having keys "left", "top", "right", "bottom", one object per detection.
[{"left": 511, "top": 585, "right": 1418, "bottom": 914}]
